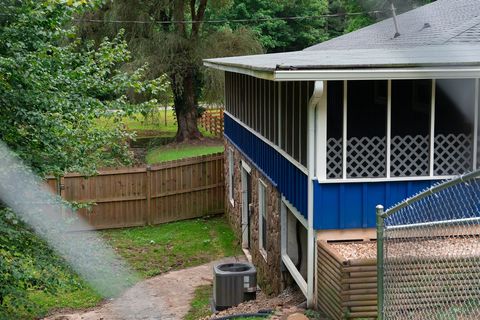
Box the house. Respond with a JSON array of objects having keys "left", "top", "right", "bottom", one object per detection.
[{"left": 204, "top": 0, "right": 480, "bottom": 311}]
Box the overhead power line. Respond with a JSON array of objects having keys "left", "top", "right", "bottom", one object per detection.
[{"left": 72, "top": 10, "right": 388, "bottom": 25}]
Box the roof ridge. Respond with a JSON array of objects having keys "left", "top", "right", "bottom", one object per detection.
[{"left": 437, "top": 14, "right": 480, "bottom": 44}]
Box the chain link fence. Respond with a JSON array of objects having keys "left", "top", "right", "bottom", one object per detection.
[{"left": 377, "top": 171, "right": 480, "bottom": 320}]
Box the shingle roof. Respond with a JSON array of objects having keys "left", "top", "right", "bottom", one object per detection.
[
  {"left": 306, "top": 0, "right": 480, "bottom": 51},
  {"left": 204, "top": 0, "right": 480, "bottom": 75},
  {"left": 204, "top": 43, "right": 480, "bottom": 72}
]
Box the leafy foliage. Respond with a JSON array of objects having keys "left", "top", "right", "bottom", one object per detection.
[
  {"left": 78, "top": 0, "right": 262, "bottom": 140},
  {"left": 0, "top": 0, "right": 164, "bottom": 317},
  {"left": 328, "top": 0, "right": 434, "bottom": 36},
  {"left": 0, "top": 208, "right": 97, "bottom": 318},
  {"left": 0, "top": 0, "right": 166, "bottom": 176},
  {"left": 208, "top": 0, "right": 329, "bottom": 52}
]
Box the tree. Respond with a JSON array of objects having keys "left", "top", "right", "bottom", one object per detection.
[
  {"left": 327, "top": 0, "right": 434, "bottom": 36},
  {"left": 78, "top": 0, "right": 262, "bottom": 142},
  {"left": 0, "top": 0, "right": 163, "bottom": 176},
  {"left": 0, "top": 1, "right": 162, "bottom": 314},
  {"left": 208, "top": 0, "right": 329, "bottom": 53}
]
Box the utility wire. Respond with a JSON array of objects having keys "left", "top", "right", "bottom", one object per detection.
[{"left": 71, "top": 10, "right": 387, "bottom": 25}]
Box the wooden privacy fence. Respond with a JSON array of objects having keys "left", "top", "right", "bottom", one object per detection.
[
  {"left": 46, "top": 153, "right": 225, "bottom": 230},
  {"left": 198, "top": 109, "right": 224, "bottom": 137}
]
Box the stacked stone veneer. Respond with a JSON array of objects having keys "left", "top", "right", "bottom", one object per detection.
[{"left": 224, "top": 139, "right": 288, "bottom": 295}]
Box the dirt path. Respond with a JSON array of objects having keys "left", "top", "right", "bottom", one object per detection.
[{"left": 45, "top": 257, "right": 245, "bottom": 320}]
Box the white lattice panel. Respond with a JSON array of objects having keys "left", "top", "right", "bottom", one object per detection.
[
  {"left": 434, "top": 133, "right": 472, "bottom": 176},
  {"left": 391, "top": 135, "right": 429, "bottom": 177},
  {"left": 327, "top": 138, "right": 343, "bottom": 179},
  {"left": 347, "top": 136, "right": 386, "bottom": 178}
]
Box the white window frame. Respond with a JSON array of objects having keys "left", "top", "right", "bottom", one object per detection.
[
  {"left": 241, "top": 160, "right": 252, "bottom": 249},
  {"left": 258, "top": 179, "right": 268, "bottom": 261},
  {"left": 228, "top": 148, "right": 235, "bottom": 207},
  {"left": 280, "top": 197, "right": 308, "bottom": 296}
]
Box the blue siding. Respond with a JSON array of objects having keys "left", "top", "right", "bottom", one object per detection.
[
  {"left": 313, "top": 180, "right": 437, "bottom": 230},
  {"left": 225, "top": 114, "right": 308, "bottom": 218}
]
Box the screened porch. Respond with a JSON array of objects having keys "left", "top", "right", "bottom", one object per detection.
[{"left": 324, "top": 79, "right": 480, "bottom": 182}]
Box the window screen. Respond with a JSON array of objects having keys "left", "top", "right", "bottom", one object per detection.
[
  {"left": 434, "top": 79, "right": 475, "bottom": 175},
  {"left": 346, "top": 80, "right": 388, "bottom": 178}
]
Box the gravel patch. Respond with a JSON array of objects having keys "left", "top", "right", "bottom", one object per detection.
[
  {"left": 208, "top": 287, "right": 308, "bottom": 320},
  {"left": 328, "top": 236, "right": 480, "bottom": 261}
]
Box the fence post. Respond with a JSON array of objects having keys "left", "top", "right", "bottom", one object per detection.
[
  {"left": 146, "top": 166, "right": 152, "bottom": 225},
  {"left": 376, "top": 204, "right": 385, "bottom": 320}
]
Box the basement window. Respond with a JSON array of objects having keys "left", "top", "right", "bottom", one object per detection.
[{"left": 281, "top": 198, "right": 308, "bottom": 296}]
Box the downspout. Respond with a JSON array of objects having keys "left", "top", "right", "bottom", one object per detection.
[{"left": 307, "top": 81, "right": 325, "bottom": 308}]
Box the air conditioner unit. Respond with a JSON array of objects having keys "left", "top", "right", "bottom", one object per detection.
[{"left": 213, "top": 262, "right": 257, "bottom": 311}]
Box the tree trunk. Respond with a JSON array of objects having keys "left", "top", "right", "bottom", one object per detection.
[{"left": 172, "top": 69, "right": 202, "bottom": 142}]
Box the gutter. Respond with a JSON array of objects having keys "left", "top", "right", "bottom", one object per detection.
[
  {"left": 274, "top": 66, "right": 480, "bottom": 81},
  {"left": 204, "top": 60, "right": 480, "bottom": 81},
  {"left": 306, "top": 81, "right": 325, "bottom": 308}
]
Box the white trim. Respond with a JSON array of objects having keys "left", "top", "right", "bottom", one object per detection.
[
  {"left": 241, "top": 160, "right": 252, "bottom": 173},
  {"left": 282, "top": 197, "right": 308, "bottom": 229},
  {"left": 315, "top": 82, "right": 327, "bottom": 180},
  {"left": 282, "top": 254, "right": 307, "bottom": 296},
  {"left": 474, "top": 78, "right": 479, "bottom": 170},
  {"left": 430, "top": 80, "right": 436, "bottom": 177},
  {"left": 258, "top": 179, "right": 267, "bottom": 261},
  {"left": 274, "top": 67, "right": 480, "bottom": 81},
  {"left": 308, "top": 81, "right": 325, "bottom": 308},
  {"left": 316, "top": 175, "right": 455, "bottom": 184},
  {"left": 280, "top": 198, "right": 308, "bottom": 297},
  {"left": 241, "top": 164, "right": 251, "bottom": 249},
  {"left": 386, "top": 80, "right": 392, "bottom": 178},
  {"left": 225, "top": 111, "right": 308, "bottom": 175},
  {"left": 203, "top": 61, "right": 275, "bottom": 81},
  {"left": 342, "top": 81, "right": 348, "bottom": 179},
  {"left": 205, "top": 62, "right": 480, "bottom": 82}
]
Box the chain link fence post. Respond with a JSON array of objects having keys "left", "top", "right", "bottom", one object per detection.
[{"left": 376, "top": 204, "right": 385, "bottom": 320}]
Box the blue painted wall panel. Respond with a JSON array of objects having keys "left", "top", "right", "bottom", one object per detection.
[
  {"left": 313, "top": 180, "right": 438, "bottom": 230},
  {"left": 225, "top": 114, "right": 308, "bottom": 218}
]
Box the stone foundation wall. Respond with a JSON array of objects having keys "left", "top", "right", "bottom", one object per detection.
[{"left": 224, "top": 139, "right": 286, "bottom": 295}]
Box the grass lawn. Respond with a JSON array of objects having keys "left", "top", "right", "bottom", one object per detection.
[
  {"left": 25, "top": 215, "right": 238, "bottom": 319},
  {"left": 27, "top": 285, "right": 102, "bottom": 318},
  {"left": 184, "top": 284, "right": 213, "bottom": 320},
  {"left": 101, "top": 215, "right": 240, "bottom": 278},
  {"left": 97, "top": 110, "right": 214, "bottom": 138},
  {"left": 146, "top": 143, "right": 224, "bottom": 164}
]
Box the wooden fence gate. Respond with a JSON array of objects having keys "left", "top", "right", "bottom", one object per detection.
[
  {"left": 198, "top": 109, "right": 224, "bottom": 137},
  {"left": 46, "top": 153, "right": 225, "bottom": 230}
]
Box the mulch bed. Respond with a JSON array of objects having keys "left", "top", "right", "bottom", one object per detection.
[{"left": 207, "top": 287, "right": 310, "bottom": 320}]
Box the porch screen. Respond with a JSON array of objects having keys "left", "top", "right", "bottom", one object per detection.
[
  {"left": 224, "top": 72, "right": 310, "bottom": 167},
  {"left": 327, "top": 81, "right": 344, "bottom": 179},
  {"left": 434, "top": 79, "right": 475, "bottom": 176},
  {"left": 346, "top": 80, "right": 388, "bottom": 178},
  {"left": 391, "top": 80, "right": 431, "bottom": 177}
]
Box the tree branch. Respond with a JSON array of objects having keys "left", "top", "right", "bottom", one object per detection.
[
  {"left": 190, "top": 0, "right": 196, "bottom": 22},
  {"left": 192, "top": 0, "right": 207, "bottom": 38},
  {"left": 173, "top": 0, "right": 186, "bottom": 37}
]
